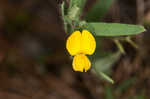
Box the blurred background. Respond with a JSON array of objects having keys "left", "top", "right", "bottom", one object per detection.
[{"left": 0, "top": 0, "right": 149, "bottom": 99}]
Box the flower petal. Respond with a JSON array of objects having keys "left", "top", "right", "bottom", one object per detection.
[
  {"left": 72, "top": 54, "right": 91, "bottom": 72},
  {"left": 81, "top": 30, "right": 96, "bottom": 55},
  {"left": 66, "top": 31, "right": 81, "bottom": 56}
]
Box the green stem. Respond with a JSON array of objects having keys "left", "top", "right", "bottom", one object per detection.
[
  {"left": 61, "top": 2, "right": 68, "bottom": 33},
  {"left": 126, "top": 37, "right": 138, "bottom": 49},
  {"left": 113, "top": 39, "right": 125, "bottom": 54}
]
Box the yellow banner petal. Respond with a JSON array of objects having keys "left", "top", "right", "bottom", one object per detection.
[
  {"left": 66, "top": 31, "right": 81, "bottom": 56},
  {"left": 81, "top": 30, "right": 96, "bottom": 55}
]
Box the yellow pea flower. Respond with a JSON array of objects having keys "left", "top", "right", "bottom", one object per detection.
[{"left": 66, "top": 30, "right": 96, "bottom": 72}]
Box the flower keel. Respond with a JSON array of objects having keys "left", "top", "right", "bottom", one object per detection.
[{"left": 73, "top": 54, "right": 91, "bottom": 72}]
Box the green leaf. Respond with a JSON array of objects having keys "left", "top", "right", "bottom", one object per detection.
[
  {"left": 85, "top": 0, "right": 114, "bottom": 21},
  {"left": 94, "top": 51, "right": 121, "bottom": 72},
  {"left": 93, "top": 52, "right": 121, "bottom": 83},
  {"left": 68, "top": 5, "right": 80, "bottom": 20},
  {"left": 69, "top": 0, "right": 86, "bottom": 11},
  {"left": 89, "top": 22, "right": 146, "bottom": 36},
  {"left": 68, "top": 0, "right": 87, "bottom": 19}
]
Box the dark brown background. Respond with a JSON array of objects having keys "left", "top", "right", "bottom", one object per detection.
[{"left": 0, "top": 0, "right": 149, "bottom": 99}]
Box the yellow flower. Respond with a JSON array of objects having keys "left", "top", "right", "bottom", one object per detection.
[{"left": 66, "top": 30, "right": 96, "bottom": 72}]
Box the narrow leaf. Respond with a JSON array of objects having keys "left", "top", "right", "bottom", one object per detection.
[
  {"left": 69, "top": 0, "right": 86, "bottom": 10},
  {"left": 89, "top": 22, "right": 146, "bottom": 36},
  {"left": 68, "top": 0, "right": 87, "bottom": 19},
  {"left": 94, "top": 51, "right": 121, "bottom": 72},
  {"left": 93, "top": 52, "right": 121, "bottom": 83}
]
